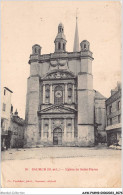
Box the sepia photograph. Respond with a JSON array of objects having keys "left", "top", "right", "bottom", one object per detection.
[{"left": 1, "top": 0, "right": 122, "bottom": 191}]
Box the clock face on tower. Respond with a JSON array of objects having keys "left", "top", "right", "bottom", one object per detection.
[{"left": 55, "top": 91, "right": 62, "bottom": 98}]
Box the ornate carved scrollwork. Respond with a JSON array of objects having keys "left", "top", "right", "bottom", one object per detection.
[
  {"left": 50, "top": 59, "right": 67, "bottom": 67},
  {"left": 45, "top": 71, "right": 74, "bottom": 79}
]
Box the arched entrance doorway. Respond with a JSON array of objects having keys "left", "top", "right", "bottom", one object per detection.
[{"left": 53, "top": 128, "right": 62, "bottom": 145}]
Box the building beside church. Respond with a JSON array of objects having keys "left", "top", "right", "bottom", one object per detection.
[
  {"left": 1, "top": 87, "right": 25, "bottom": 150},
  {"left": 10, "top": 110, "right": 25, "bottom": 148},
  {"left": 25, "top": 20, "right": 106, "bottom": 147},
  {"left": 1, "top": 87, "right": 13, "bottom": 150},
  {"left": 106, "top": 82, "right": 121, "bottom": 146}
]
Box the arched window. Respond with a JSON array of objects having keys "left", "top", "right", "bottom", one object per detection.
[
  {"left": 54, "top": 85, "right": 63, "bottom": 105},
  {"left": 68, "top": 88, "right": 72, "bottom": 97},
  {"left": 45, "top": 85, "right": 50, "bottom": 103},
  {"left": 84, "top": 44, "right": 86, "bottom": 49},
  {"left": 35, "top": 48, "right": 37, "bottom": 53},
  {"left": 63, "top": 43, "right": 65, "bottom": 50},
  {"left": 68, "top": 84, "right": 72, "bottom": 97},
  {"left": 58, "top": 42, "right": 61, "bottom": 50},
  {"left": 37, "top": 48, "right": 40, "bottom": 54}
]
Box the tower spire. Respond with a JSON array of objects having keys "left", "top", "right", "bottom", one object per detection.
[
  {"left": 54, "top": 23, "right": 67, "bottom": 53},
  {"left": 73, "top": 10, "right": 79, "bottom": 52}
]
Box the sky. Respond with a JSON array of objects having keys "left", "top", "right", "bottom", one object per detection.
[{"left": 1, "top": 1, "right": 121, "bottom": 118}]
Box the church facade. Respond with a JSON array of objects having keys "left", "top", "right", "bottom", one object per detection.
[{"left": 25, "top": 22, "right": 106, "bottom": 147}]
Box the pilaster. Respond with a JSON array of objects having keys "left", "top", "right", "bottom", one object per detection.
[
  {"left": 48, "top": 119, "right": 52, "bottom": 144},
  {"left": 64, "top": 118, "right": 67, "bottom": 141},
  {"left": 72, "top": 118, "right": 74, "bottom": 141},
  {"left": 50, "top": 85, "right": 53, "bottom": 104},
  {"left": 41, "top": 119, "right": 44, "bottom": 139},
  {"left": 65, "top": 83, "right": 68, "bottom": 103},
  {"left": 43, "top": 84, "right": 45, "bottom": 104},
  {"left": 72, "top": 84, "right": 75, "bottom": 103}
]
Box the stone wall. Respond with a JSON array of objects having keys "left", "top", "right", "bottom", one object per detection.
[
  {"left": 10, "top": 115, "right": 25, "bottom": 148},
  {"left": 94, "top": 90, "right": 106, "bottom": 144},
  {"left": 25, "top": 76, "right": 40, "bottom": 147}
]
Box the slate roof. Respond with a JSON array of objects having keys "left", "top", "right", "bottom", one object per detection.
[
  {"left": 94, "top": 90, "right": 106, "bottom": 100},
  {"left": 11, "top": 115, "right": 25, "bottom": 126}
]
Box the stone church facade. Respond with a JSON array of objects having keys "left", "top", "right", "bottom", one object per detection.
[{"left": 25, "top": 22, "right": 106, "bottom": 147}]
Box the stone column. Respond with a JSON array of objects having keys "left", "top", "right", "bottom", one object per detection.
[
  {"left": 41, "top": 119, "right": 44, "bottom": 139},
  {"left": 72, "top": 118, "right": 74, "bottom": 141},
  {"left": 64, "top": 118, "right": 67, "bottom": 142},
  {"left": 63, "top": 90, "right": 64, "bottom": 104},
  {"left": 50, "top": 85, "right": 53, "bottom": 104},
  {"left": 65, "top": 83, "right": 68, "bottom": 103},
  {"left": 52, "top": 88, "right": 54, "bottom": 104},
  {"left": 49, "top": 119, "right": 52, "bottom": 139},
  {"left": 43, "top": 84, "right": 45, "bottom": 104},
  {"left": 72, "top": 84, "right": 75, "bottom": 103}
]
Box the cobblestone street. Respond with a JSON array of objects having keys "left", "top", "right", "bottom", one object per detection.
[
  {"left": 1, "top": 146, "right": 121, "bottom": 161},
  {"left": 1, "top": 146, "right": 122, "bottom": 188}
]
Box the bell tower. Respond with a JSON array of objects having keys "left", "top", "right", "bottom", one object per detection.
[
  {"left": 54, "top": 23, "right": 67, "bottom": 52},
  {"left": 77, "top": 40, "right": 95, "bottom": 146}
]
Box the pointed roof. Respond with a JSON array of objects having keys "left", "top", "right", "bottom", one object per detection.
[
  {"left": 94, "top": 90, "right": 106, "bottom": 100},
  {"left": 4, "top": 87, "right": 13, "bottom": 93},
  {"left": 55, "top": 23, "right": 66, "bottom": 41},
  {"left": 73, "top": 17, "right": 79, "bottom": 52}
]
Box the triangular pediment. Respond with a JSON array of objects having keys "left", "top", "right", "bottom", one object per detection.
[{"left": 39, "top": 104, "right": 76, "bottom": 114}]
